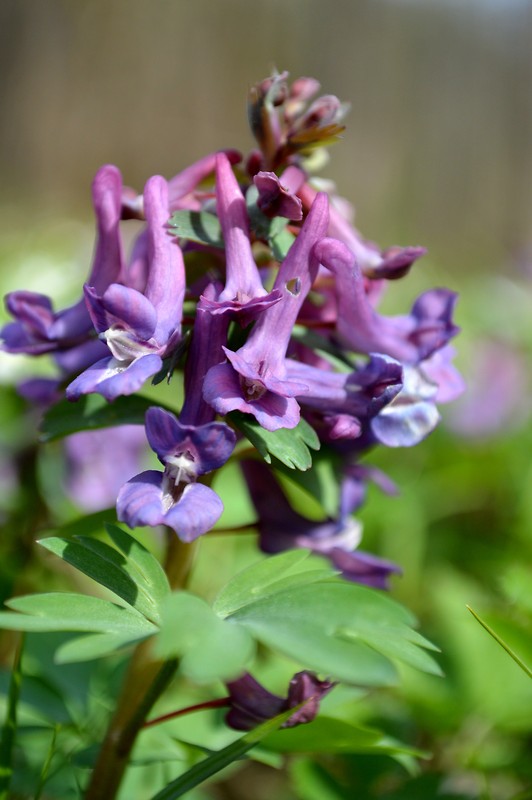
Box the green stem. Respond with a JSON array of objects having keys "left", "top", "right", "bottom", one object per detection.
[
  {"left": 84, "top": 533, "right": 198, "bottom": 800},
  {"left": 0, "top": 635, "right": 24, "bottom": 800}
]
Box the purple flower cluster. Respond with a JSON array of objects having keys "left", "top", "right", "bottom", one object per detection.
[{"left": 1, "top": 70, "right": 463, "bottom": 572}]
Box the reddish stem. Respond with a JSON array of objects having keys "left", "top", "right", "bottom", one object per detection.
[{"left": 144, "top": 697, "right": 231, "bottom": 729}]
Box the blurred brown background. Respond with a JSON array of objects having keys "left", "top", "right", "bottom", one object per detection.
[{"left": 0, "top": 0, "right": 531, "bottom": 276}]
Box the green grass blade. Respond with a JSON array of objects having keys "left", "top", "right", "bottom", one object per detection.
[
  {"left": 150, "top": 705, "right": 301, "bottom": 800},
  {"left": 0, "top": 635, "right": 24, "bottom": 800},
  {"left": 466, "top": 605, "right": 532, "bottom": 679}
]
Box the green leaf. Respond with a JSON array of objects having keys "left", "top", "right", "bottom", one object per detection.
[
  {"left": 213, "top": 550, "right": 334, "bottom": 618},
  {"left": 0, "top": 636, "right": 23, "bottom": 800},
  {"left": 229, "top": 412, "right": 320, "bottom": 470},
  {"left": 0, "top": 593, "right": 156, "bottom": 637},
  {"left": 155, "top": 592, "right": 255, "bottom": 683},
  {"left": 38, "top": 532, "right": 167, "bottom": 625},
  {"left": 168, "top": 210, "right": 224, "bottom": 248},
  {"left": 226, "top": 579, "right": 439, "bottom": 686},
  {"left": 264, "top": 716, "right": 383, "bottom": 753},
  {"left": 106, "top": 524, "right": 171, "bottom": 612},
  {"left": 150, "top": 705, "right": 301, "bottom": 800},
  {"left": 54, "top": 632, "right": 149, "bottom": 664},
  {"left": 270, "top": 227, "right": 296, "bottom": 261},
  {"left": 211, "top": 552, "right": 439, "bottom": 686},
  {"left": 40, "top": 394, "right": 156, "bottom": 441},
  {"left": 274, "top": 449, "right": 342, "bottom": 518}
]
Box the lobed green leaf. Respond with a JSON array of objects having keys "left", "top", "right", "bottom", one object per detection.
[
  {"left": 40, "top": 394, "right": 156, "bottom": 441},
  {"left": 229, "top": 412, "right": 320, "bottom": 470},
  {"left": 54, "top": 632, "right": 150, "bottom": 664},
  {"left": 213, "top": 549, "right": 334, "bottom": 618},
  {"left": 38, "top": 526, "right": 170, "bottom": 625},
  {"left": 168, "top": 210, "right": 224, "bottom": 248},
  {"left": 155, "top": 592, "right": 255, "bottom": 683},
  {"left": 225, "top": 579, "right": 440, "bottom": 685},
  {"left": 0, "top": 594, "right": 156, "bottom": 637}
]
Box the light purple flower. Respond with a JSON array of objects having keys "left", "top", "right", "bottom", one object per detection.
[
  {"left": 203, "top": 193, "right": 330, "bottom": 431},
  {"left": 117, "top": 407, "right": 236, "bottom": 541},
  {"left": 64, "top": 426, "right": 148, "bottom": 512},
  {"left": 180, "top": 283, "right": 230, "bottom": 427},
  {"left": 447, "top": 339, "right": 527, "bottom": 438},
  {"left": 314, "top": 236, "right": 459, "bottom": 365},
  {"left": 66, "top": 175, "right": 185, "bottom": 401},
  {"left": 285, "top": 353, "right": 403, "bottom": 439},
  {"left": 199, "top": 152, "right": 281, "bottom": 322},
  {"left": 299, "top": 182, "right": 426, "bottom": 280},
  {"left": 2, "top": 165, "right": 124, "bottom": 357},
  {"left": 167, "top": 149, "right": 241, "bottom": 211},
  {"left": 120, "top": 150, "right": 242, "bottom": 219},
  {"left": 370, "top": 366, "right": 442, "bottom": 447}
]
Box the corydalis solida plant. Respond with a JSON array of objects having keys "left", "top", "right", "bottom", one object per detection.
[{"left": 0, "top": 71, "right": 463, "bottom": 799}]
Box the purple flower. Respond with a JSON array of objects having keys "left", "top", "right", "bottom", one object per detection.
[
  {"left": 199, "top": 152, "right": 281, "bottom": 322},
  {"left": 241, "top": 459, "right": 401, "bottom": 590},
  {"left": 202, "top": 193, "right": 330, "bottom": 431},
  {"left": 66, "top": 175, "right": 185, "bottom": 401},
  {"left": 225, "top": 671, "right": 335, "bottom": 731},
  {"left": 299, "top": 182, "right": 426, "bottom": 280},
  {"left": 167, "top": 149, "right": 242, "bottom": 212},
  {"left": 2, "top": 165, "right": 124, "bottom": 357},
  {"left": 253, "top": 171, "right": 303, "bottom": 220},
  {"left": 446, "top": 339, "right": 527, "bottom": 438},
  {"left": 117, "top": 407, "right": 236, "bottom": 541},
  {"left": 285, "top": 353, "right": 403, "bottom": 441},
  {"left": 120, "top": 150, "right": 242, "bottom": 219},
  {"left": 178, "top": 283, "right": 230, "bottom": 427},
  {"left": 314, "top": 237, "right": 459, "bottom": 365},
  {"left": 64, "top": 426, "right": 148, "bottom": 512}
]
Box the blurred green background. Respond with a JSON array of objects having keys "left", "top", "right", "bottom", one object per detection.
[{"left": 0, "top": 1, "right": 531, "bottom": 798}]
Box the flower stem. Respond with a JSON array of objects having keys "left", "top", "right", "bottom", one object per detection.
[
  {"left": 144, "top": 697, "right": 230, "bottom": 729},
  {"left": 84, "top": 533, "right": 198, "bottom": 800}
]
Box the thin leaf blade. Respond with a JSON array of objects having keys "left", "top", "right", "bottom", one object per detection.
[{"left": 150, "top": 705, "right": 302, "bottom": 800}]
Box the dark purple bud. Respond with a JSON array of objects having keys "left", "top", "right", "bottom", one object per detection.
[
  {"left": 253, "top": 171, "right": 303, "bottom": 220},
  {"left": 225, "top": 670, "right": 335, "bottom": 731}
]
